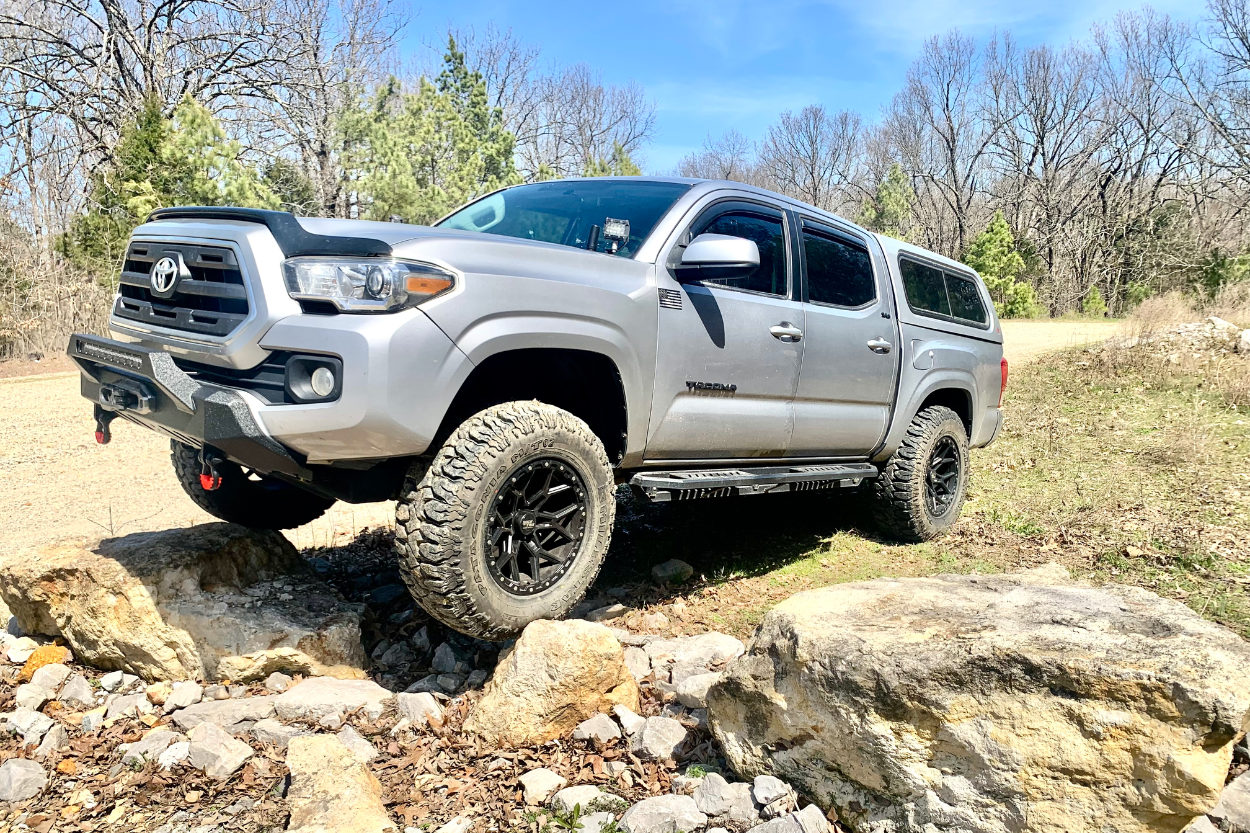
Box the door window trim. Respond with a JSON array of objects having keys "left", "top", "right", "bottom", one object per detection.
[
  {"left": 667, "top": 197, "right": 795, "bottom": 301},
  {"left": 795, "top": 215, "right": 879, "bottom": 310}
]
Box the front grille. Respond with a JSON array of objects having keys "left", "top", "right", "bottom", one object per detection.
[
  {"left": 173, "top": 352, "right": 293, "bottom": 404},
  {"left": 114, "top": 242, "right": 249, "bottom": 337}
]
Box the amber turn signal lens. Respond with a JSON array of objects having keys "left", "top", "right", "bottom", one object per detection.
[{"left": 406, "top": 276, "right": 453, "bottom": 295}]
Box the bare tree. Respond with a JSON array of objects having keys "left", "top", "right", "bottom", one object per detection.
[
  {"left": 675, "top": 130, "right": 762, "bottom": 183},
  {"left": 881, "top": 31, "right": 1002, "bottom": 257},
  {"left": 756, "top": 106, "right": 862, "bottom": 211},
  {"left": 0, "top": 0, "right": 303, "bottom": 156}
]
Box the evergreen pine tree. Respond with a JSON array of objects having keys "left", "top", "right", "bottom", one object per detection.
[
  {"left": 583, "top": 142, "right": 642, "bottom": 177},
  {"left": 963, "top": 211, "right": 1042, "bottom": 319},
  {"left": 857, "top": 164, "right": 914, "bottom": 240}
]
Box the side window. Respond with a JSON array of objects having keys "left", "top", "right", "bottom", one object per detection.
[
  {"left": 696, "top": 210, "right": 788, "bottom": 296},
  {"left": 899, "top": 258, "right": 950, "bottom": 317},
  {"left": 945, "top": 272, "right": 989, "bottom": 325},
  {"left": 802, "top": 226, "right": 875, "bottom": 307}
]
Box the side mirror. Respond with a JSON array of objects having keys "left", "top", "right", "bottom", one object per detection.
[{"left": 675, "top": 233, "right": 760, "bottom": 282}]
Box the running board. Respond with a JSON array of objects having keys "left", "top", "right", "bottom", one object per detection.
[{"left": 630, "top": 463, "right": 878, "bottom": 503}]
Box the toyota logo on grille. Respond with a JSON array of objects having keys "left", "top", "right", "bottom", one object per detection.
[{"left": 151, "top": 256, "right": 180, "bottom": 294}]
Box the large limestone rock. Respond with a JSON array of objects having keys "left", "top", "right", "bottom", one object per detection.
[
  {"left": 286, "top": 735, "right": 397, "bottom": 833},
  {"left": 0, "top": 524, "right": 367, "bottom": 681},
  {"left": 708, "top": 567, "right": 1250, "bottom": 833},
  {"left": 465, "top": 619, "right": 640, "bottom": 747}
]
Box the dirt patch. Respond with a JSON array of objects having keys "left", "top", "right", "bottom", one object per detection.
[{"left": 999, "top": 319, "right": 1123, "bottom": 365}]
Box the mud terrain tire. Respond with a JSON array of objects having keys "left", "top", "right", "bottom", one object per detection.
[
  {"left": 395, "top": 401, "right": 615, "bottom": 640},
  {"left": 872, "top": 406, "right": 970, "bottom": 542},
  {"left": 171, "top": 441, "right": 334, "bottom": 529}
]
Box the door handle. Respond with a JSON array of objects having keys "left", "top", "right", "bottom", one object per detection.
[
  {"left": 770, "top": 323, "right": 803, "bottom": 341},
  {"left": 867, "top": 337, "right": 893, "bottom": 354}
]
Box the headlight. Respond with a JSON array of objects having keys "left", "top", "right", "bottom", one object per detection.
[{"left": 282, "top": 258, "right": 455, "bottom": 313}]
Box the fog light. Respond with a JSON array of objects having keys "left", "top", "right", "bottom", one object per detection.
[{"left": 310, "top": 366, "right": 335, "bottom": 397}]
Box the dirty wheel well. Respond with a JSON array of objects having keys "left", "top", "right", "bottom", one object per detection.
[
  {"left": 434, "top": 349, "right": 628, "bottom": 464},
  {"left": 917, "top": 389, "right": 972, "bottom": 438}
]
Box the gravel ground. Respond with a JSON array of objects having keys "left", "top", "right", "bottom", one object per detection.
[{"left": 0, "top": 321, "right": 1114, "bottom": 556}]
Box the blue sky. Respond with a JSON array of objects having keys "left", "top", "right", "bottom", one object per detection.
[{"left": 410, "top": 0, "right": 1207, "bottom": 172}]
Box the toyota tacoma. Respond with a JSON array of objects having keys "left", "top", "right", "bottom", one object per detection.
[{"left": 69, "top": 177, "right": 1006, "bottom": 639}]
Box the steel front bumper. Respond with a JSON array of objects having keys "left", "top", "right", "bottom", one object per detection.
[{"left": 68, "top": 334, "right": 310, "bottom": 479}]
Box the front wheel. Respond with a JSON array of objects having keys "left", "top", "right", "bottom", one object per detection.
[
  {"left": 395, "top": 401, "right": 615, "bottom": 640},
  {"left": 171, "top": 441, "right": 334, "bottom": 530},
  {"left": 871, "top": 406, "right": 970, "bottom": 542}
]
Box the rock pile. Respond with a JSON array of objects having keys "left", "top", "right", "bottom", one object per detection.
[
  {"left": 708, "top": 565, "right": 1250, "bottom": 833},
  {"left": 0, "top": 524, "right": 367, "bottom": 681}
]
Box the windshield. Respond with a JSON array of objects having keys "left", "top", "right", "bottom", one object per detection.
[{"left": 436, "top": 179, "right": 692, "bottom": 258}]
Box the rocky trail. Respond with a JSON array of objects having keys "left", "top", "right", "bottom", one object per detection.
[{"left": 1, "top": 521, "right": 1249, "bottom": 833}]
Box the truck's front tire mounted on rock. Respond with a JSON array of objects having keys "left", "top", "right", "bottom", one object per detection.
[
  {"left": 872, "top": 406, "right": 970, "bottom": 542},
  {"left": 171, "top": 441, "right": 334, "bottom": 530},
  {"left": 396, "top": 401, "right": 616, "bottom": 640}
]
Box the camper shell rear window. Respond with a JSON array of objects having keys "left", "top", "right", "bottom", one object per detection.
[{"left": 898, "top": 255, "right": 990, "bottom": 328}]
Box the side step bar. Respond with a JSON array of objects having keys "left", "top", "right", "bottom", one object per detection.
[{"left": 630, "top": 462, "right": 878, "bottom": 503}]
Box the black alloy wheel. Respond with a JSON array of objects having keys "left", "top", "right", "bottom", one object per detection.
[
  {"left": 925, "top": 435, "right": 962, "bottom": 518},
  {"left": 485, "top": 458, "right": 588, "bottom": 596}
]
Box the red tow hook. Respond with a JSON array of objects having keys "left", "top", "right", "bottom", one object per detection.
[
  {"left": 93, "top": 405, "right": 116, "bottom": 445},
  {"left": 199, "top": 449, "right": 224, "bottom": 491}
]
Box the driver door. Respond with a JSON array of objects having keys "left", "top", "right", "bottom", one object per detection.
[{"left": 645, "top": 200, "right": 804, "bottom": 460}]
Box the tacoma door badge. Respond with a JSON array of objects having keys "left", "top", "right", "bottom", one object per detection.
[{"left": 686, "top": 381, "right": 737, "bottom": 393}]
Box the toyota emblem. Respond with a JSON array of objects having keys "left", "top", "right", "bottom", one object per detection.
[{"left": 151, "top": 256, "right": 180, "bottom": 294}]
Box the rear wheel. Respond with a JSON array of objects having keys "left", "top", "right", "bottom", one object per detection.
[
  {"left": 170, "top": 441, "right": 334, "bottom": 530},
  {"left": 872, "top": 406, "right": 969, "bottom": 542},
  {"left": 395, "top": 401, "right": 615, "bottom": 640}
]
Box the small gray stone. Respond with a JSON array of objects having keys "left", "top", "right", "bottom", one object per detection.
[
  {"left": 30, "top": 663, "right": 72, "bottom": 693},
  {"left": 0, "top": 758, "right": 47, "bottom": 802},
  {"left": 746, "top": 817, "right": 804, "bottom": 833},
  {"left": 34, "top": 724, "right": 69, "bottom": 759},
  {"left": 205, "top": 684, "right": 231, "bottom": 701},
  {"left": 164, "top": 682, "right": 203, "bottom": 712},
  {"left": 651, "top": 559, "right": 694, "bottom": 586},
  {"left": 5, "top": 636, "right": 37, "bottom": 664},
  {"left": 573, "top": 713, "right": 622, "bottom": 743},
  {"left": 411, "top": 626, "right": 431, "bottom": 654},
  {"left": 431, "top": 642, "right": 457, "bottom": 674},
  {"left": 580, "top": 813, "right": 618, "bottom": 833},
  {"left": 396, "top": 692, "right": 443, "bottom": 727},
  {"left": 251, "top": 718, "right": 307, "bottom": 749},
  {"left": 59, "top": 674, "right": 95, "bottom": 709},
  {"left": 105, "top": 692, "right": 154, "bottom": 721},
  {"left": 552, "top": 785, "right": 628, "bottom": 814},
  {"left": 275, "top": 677, "right": 394, "bottom": 722},
  {"left": 518, "top": 767, "right": 567, "bottom": 805},
  {"left": 121, "top": 727, "right": 184, "bottom": 765},
  {"left": 752, "top": 775, "right": 797, "bottom": 816},
  {"left": 624, "top": 646, "right": 651, "bottom": 681},
  {"left": 229, "top": 685, "right": 249, "bottom": 699},
  {"left": 620, "top": 794, "right": 708, "bottom": 833},
  {"left": 100, "top": 670, "right": 124, "bottom": 691},
  {"left": 676, "top": 672, "right": 722, "bottom": 709},
  {"left": 614, "top": 704, "right": 646, "bottom": 735},
  {"left": 464, "top": 669, "right": 489, "bottom": 689},
  {"left": 695, "top": 773, "right": 759, "bottom": 822},
  {"left": 158, "top": 741, "right": 190, "bottom": 770},
  {"left": 792, "top": 804, "right": 830, "bottom": 833},
  {"left": 7, "top": 707, "right": 55, "bottom": 745},
  {"left": 187, "top": 721, "right": 254, "bottom": 781},
  {"left": 436, "top": 672, "right": 465, "bottom": 692},
  {"left": 81, "top": 711, "right": 104, "bottom": 732},
  {"left": 629, "top": 716, "right": 689, "bottom": 762},
  {"left": 171, "top": 695, "right": 278, "bottom": 732},
  {"left": 337, "top": 725, "right": 379, "bottom": 763},
  {"left": 15, "top": 683, "right": 50, "bottom": 711},
  {"left": 380, "top": 641, "right": 415, "bottom": 668},
  {"left": 263, "top": 672, "right": 293, "bottom": 693},
  {"left": 644, "top": 632, "right": 745, "bottom": 668},
  {"left": 405, "top": 674, "right": 443, "bottom": 694},
  {"left": 1211, "top": 770, "right": 1250, "bottom": 829},
  {"left": 587, "top": 604, "right": 628, "bottom": 623}
]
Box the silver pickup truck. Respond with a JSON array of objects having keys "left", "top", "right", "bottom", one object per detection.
[{"left": 69, "top": 177, "right": 1006, "bottom": 638}]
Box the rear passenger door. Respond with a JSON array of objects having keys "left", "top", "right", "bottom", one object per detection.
[{"left": 788, "top": 217, "right": 899, "bottom": 457}]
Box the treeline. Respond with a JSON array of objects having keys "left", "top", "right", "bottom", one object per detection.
[
  {"left": 1, "top": 0, "right": 1249, "bottom": 356},
  {"left": 678, "top": 3, "right": 1250, "bottom": 316}
]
